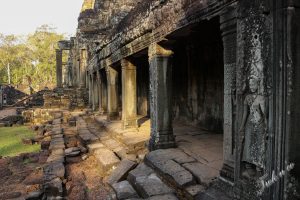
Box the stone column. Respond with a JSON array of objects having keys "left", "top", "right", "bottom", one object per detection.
[
  {"left": 88, "top": 75, "right": 92, "bottom": 107},
  {"left": 56, "top": 49, "right": 63, "bottom": 88},
  {"left": 219, "top": 7, "right": 237, "bottom": 182},
  {"left": 80, "top": 49, "right": 88, "bottom": 88},
  {"left": 148, "top": 43, "right": 176, "bottom": 151},
  {"left": 100, "top": 70, "right": 107, "bottom": 114},
  {"left": 106, "top": 66, "right": 119, "bottom": 120},
  {"left": 121, "top": 59, "right": 138, "bottom": 129},
  {"left": 91, "top": 74, "right": 96, "bottom": 110}
]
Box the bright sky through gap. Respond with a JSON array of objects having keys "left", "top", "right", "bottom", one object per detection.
[{"left": 0, "top": 0, "right": 83, "bottom": 37}]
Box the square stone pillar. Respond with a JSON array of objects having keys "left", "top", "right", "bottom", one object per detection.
[
  {"left": 106, "top": 66, "right": 119, "bottom": 120},
  {"left": 80, "top": 49, "right": 88, "bottom": 88},
  {"left": 100, "top": 71, "right": 108, "bottom": 114},
  {"left": 219, "top": 7, "right": 237, "bottom": 182},
  {"left": 56, "top": 49, "right": 63, "bottom": 88},
  {"left": 88, "top": 75, "right": 92, "bottom": 107},
  {"left": 148, "top": 43, "right": 176, "bottom": 151},
  {"left": 121, "top": 59, "right": 138, "bottom": 129}
]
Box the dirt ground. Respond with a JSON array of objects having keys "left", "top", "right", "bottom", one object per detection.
[
  {"left": 66, "top": 155, "right": 112, "bottom": 200},
  {"left": 0, "top": 151, "right": 48, "bottom": 200}
]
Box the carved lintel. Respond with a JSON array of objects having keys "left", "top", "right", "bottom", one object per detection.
[{"left": 148, "top": 43, "right": 173, "bottom": 61}]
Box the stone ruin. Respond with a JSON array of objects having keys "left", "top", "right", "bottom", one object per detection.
[{"left": 46, "top": 0, "right": 300, "bottom": 199}]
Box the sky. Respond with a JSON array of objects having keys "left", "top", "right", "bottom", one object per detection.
[{"left": 0, "top": 0, "right": 83, "bottom": 37}]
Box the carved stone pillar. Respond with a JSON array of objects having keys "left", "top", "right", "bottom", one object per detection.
[
  {"left": 121, "top": 59, "right": 138, "bottom": 129},
  {"left": 219, "top": 6, "right": 237, "bottom": 182},
  {"left": 56, "top": 49, "right": 63, "bottom": 88},
  {"left": 106, "top": 66, "right": 119, "bottom": 120},
  {"left": 148, "top": 43, "right": 176, "bottom": 151},
  {"left": 88, "top": 74, "right": 92, "bottom": 107}
]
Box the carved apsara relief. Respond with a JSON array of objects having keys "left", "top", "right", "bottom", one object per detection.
[{"left": 239, "top": 33, "right": 268, "bottom": 178}]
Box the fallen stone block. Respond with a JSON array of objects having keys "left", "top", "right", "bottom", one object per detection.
[
  {"left": 94, "top": 148, "right": 120, "bottom": 172},
  {"left": 182, "top": 162, "right": 219, "bottom": 186},
  {"left": 134, "top": 173, "right": 174, "bottom": 198},
  {"left": 150, "top": 159, "right": 195, "bottom": 187},
  {"left": 25, "top": 190, "right": 43, "bottom": 200},
  {"left": 127, "top": 163, "right": 154, "bottom": 185},
  {"left": 44, "top": 177, "right": 63, "bottom": 197},
  {"left": 107, "top": 159, "right": 137, "bottom": 185},
  {"left": 112, "top": 180, "right": 139, "bottom": 200}
]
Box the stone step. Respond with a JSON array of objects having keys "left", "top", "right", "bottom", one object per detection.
[
  {"left": 144, "top": 148, "right": 214, "bottom": 198},
  {"left": 127, "top": 163, "right": 176, "bottom": 199}
]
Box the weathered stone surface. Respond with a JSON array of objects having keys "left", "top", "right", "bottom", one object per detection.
[
  {"left": 44, "top": 177, "right": 63, "bottom": 197},
  {"left": 127, "top": 163, "right": 154, "bottom": 185},
  {"left": 185, "top": 185, "right": 205, "bottom": 198},
  {"left": 145, "top": 149, "right": 195, "bottom": 164},
  {"left": 183, "top": 162, "right": 219, "bottom": 186},
  {"left": 44, "top": 162, "right": 65, "bottom": 179},
  {"left": 25, "top": 190, "right": 43, "bottom": 200},
  {"left": 107, "top": 159, "right": 137, "bottom": 185},
  {"left": 94, "top": 148, "right": 120, "bottom": 171},
  {"left": 87, "top": 143, "right": 105, "bottom": 151},
  {"left": 65, "top": 147, "right": 80, "bottom": 154},
  {"left": 134, "top": 173, "right": 174, "bottom": 198},
  {"left": 112, "top": 180, "right": 139, "bottom": 200},
  {"left": 147, "top": 194, "right": 178, "bottom": 200},
  {"left": 194, "top": 187, "right": 231, "bottom": 200},
  {"left": 150, "top": 159, "right": 195, "bottom": 187}
]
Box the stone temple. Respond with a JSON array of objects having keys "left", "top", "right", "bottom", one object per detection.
[{"left": 52, "top": 0, "right": 300, "bottom": 199}]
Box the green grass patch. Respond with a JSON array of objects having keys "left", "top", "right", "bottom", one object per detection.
[{"left": 0, "top": 126, "right": 40, "bottom": 157}]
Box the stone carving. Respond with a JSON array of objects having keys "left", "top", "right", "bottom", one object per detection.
[{"left": 239, "top": 34, "right": 268, "bottom": 178}]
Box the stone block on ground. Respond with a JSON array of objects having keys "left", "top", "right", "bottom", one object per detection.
[
  {"left": 25, "top": 190, "right": 43, "bottom": 200},
  {"left": 44, "top": 162, "right": 65, "bottom": 179},
  {"left": 147, "top": 194, "right": 178, "bottom": 200},
  {"left": 94, "top": 148, "right": 120, "bottom": 172},
  {"left": 182, "top": 162, "right": 219, "bottom": 186},
  {"left": 87, "top": 143, "right": 105, "bottom": 152},
  {"left": 133, "top": 173, "right": 174, "bottom": 198},
  {"left": 150, "top": 159, "right": 195, "bottom": 187},
  {"left": 44, "top": 177, "right": 63, "bottom": 197},
  {"left": 127, "top": 163, "right": 154, "bottom": 185},
  {"left": 185, "top": 185, "right": 205, "bottom": 198},
  {"left": 112, "top": 180, "right": 139, "bottom": 200},
  {"left": 107, "top": 159, "right": 137, "bottom": 185}
]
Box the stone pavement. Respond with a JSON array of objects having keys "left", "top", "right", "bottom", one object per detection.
[{"left": 36, "top": 110, "right": 229, "bottom": 199}]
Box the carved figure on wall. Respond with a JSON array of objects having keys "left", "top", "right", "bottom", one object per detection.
[
  {"left": 239, "top": 74, "right": 268, "bottom": 178},
  {"left": 239, "top": 34, "right": 268, "bottom": 178}
]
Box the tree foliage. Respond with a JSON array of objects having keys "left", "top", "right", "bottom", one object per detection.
[{"left": 0, "top": 25, "right": 65, "bottom": 91}]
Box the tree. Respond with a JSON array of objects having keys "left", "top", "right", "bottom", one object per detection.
[{"left": 0, "top": 25, "right": 65, "bottom": 91}]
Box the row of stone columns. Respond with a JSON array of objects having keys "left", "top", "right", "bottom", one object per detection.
[{"left": 87, "top": 43, "right": 176, "bottom": 150}]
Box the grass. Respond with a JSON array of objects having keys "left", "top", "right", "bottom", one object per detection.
[{"left": 0, "top": 126, "right": 40, "bottom": 157}]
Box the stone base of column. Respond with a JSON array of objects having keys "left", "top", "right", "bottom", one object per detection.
[
  {"left": 219, "top": 163, "right": 234, "bottom": 183},
  {"left": 122, "top": 118, "right": 138, "bottom": 129},
  {"left": 149, "top": 132, "right": 176, "bottom": 151},
  {"left": 107, "top": 112, "right": 119, "bottom": 121}
]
